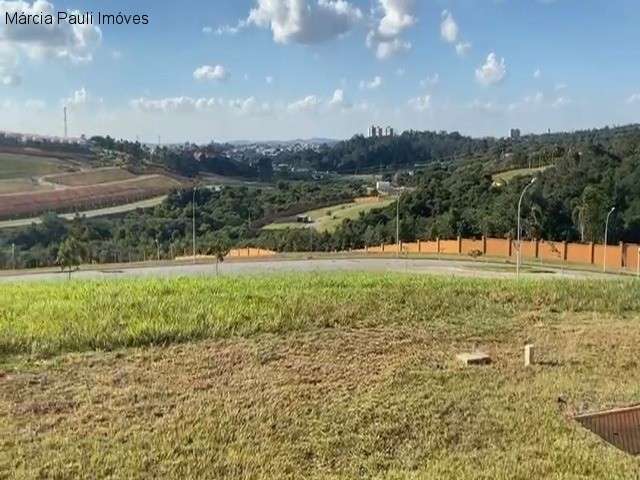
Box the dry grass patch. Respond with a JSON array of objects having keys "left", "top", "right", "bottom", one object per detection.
[{"left": 1, "top": 274, "right": 640, "bottom": 478}]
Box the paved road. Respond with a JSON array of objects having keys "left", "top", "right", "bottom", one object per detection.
[
  {"left": 0, "top": 196, "right": 167, "bottom": 229},
  {"left": 0, "top": 257, "right": 622, "bottom": 283}
]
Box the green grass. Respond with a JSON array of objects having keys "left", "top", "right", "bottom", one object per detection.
[
  {"left": 492, "top": 166, "right": 550, "bottom": 185},
  {"left": 0, "top": 274, "right": 639, "bottom": 357},
  {"left": 2, "top": 274, "right": 640, "bottom": 478},
  {"left": 0, "top": 153, "right": 71, "bottom": 179},
  {"left": 264, "top": 199, "right": 395, "bottom": 232}
]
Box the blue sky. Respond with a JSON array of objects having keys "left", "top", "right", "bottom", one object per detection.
[{"left": 1, "top": 0, "right": 639, "bottom": 142}]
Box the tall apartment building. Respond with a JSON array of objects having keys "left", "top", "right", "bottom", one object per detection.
[{"left": 368, "top": 125, "right": 395, "bottom": 138}]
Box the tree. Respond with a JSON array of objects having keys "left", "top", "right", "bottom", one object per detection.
[
  {"left": 206, "top": 238, "right": 231, "bottom": 276},
  {"left": 56, "top": 237, "right": 87, "bottom": 279}
]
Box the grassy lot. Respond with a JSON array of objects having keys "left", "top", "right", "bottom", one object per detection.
[
  {"left": 0, "top": 153, "right": 71, "bottom": 179},
  {"left": 0, "top": 178, "right": 52, "bottom": 195},
  {"left": 492, "top": 166, "right": 550, "bottom": 186},
  {"left": 264, "top": 198, "right": 395, "bottom": 232},
  {"left": 46, "top": 167, "right": 136, "bottom": 186},
  {"left": 1, "top": 274, "right": 640, "bottom": 478}
]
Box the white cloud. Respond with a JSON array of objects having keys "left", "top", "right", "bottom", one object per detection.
[
  {"left": 0, "top": 0, "right": 102, "bottom": 65},
  {"left": 202, "top": 26, "right": 213, "bottom": 35},
  {"left": 266, "top": 75, "right": 274, "bottom": 85},
  {"left": 395, "top": 67, "right": 405, "bottom": 77},
  {"left": 420, "top": 73, "right": 439, "bottom": 88},
  {"left": 367, "top": 33, "right": 411, "bottom": 60},
  {"left": 408, "top": 94, "right": 431, "bottom": 112},
  {"left": 195, "top": 98, "right": 223, "bottom": 111},
  {"left": 376, "top": 38, "right": 411, "bottom": 60},
  {"left": 287, "top": 94, "right": 321, "bottom": 113},
  {"left": 0, "top": 72, "right": 20, "bottom": 86},
  {"left": 555, "top": 82, "right": 567, "bottom": 91},
  {"left": 63, "top": 87, "right": 89, "bottom": 108},
  {"left": 627, "top": 93, "right": 640, "bottom": 104},
  {"left": 131, "top": 97, "right": 201, "bottom": 113},
  {"left": 359, "top": 75, "right": 382, "bottom": 90},
  {"left": 328, "top": 88, "right": 352, "bottom": 110},
  {"left": 440, "top": 10, "right": 458, "bottom": 44},
  {"left": 377, "top": 0, "right": 416, "bottom": 37},
  {"left": 367, "top": 0, "right": 415, "bottom": 59},
  {"left": 552, "top": 96, "right": 571, "bottom": 108},
  {"left": 524, "top": 91, "right": 544, "bottom": 105},
  {"left": 131, "top": 96, "right": 272, "bottom": 116},
  {"left": 246, "top": 0, "right": 362, "bottom": 44},
  {"left": 193, "top": 65, "right": 229, "bottom": 82},
  {"left": 214, "top": 22, "right": 246, "bottom": 36},
  {"left": 475, "top": 53, "right": 507, "bottom": 86},
  {"left": 229, "top": 96, "right": 271, "bottom": 116},
  {"left": 455, "top": 41, "right": 471, "bottom": 57},
  {"left": 533, "top": 68, "right": 541, "bottom": 79}
]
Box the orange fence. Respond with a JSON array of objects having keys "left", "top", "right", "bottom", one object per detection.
[
  {"left": 227, "top": 248, "right": 277, "bottom": 258},
  {"left": 175, "top": 248, "right": 276, "bottom": 262},
  {"left": 359, "top": 237, "right": 640, "bottom": 273}
]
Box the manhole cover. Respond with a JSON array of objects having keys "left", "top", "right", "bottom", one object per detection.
[{"left": 575, "top": 405, "right": 640, "bottom": 455}]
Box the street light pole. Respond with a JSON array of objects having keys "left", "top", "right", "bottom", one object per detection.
[
  {"left": 396, "top": 191, "right": 403, "bottom": 258},
  {"left": 603, "top": 206, "right": 616, "bottom": 273},
  {"left": 517, "top": 177, "right": 537, "bottom": 279},
  {"left": 192, "top": 186, "right": 197, "bottom": 264}
]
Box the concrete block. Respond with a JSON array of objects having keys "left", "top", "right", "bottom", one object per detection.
[
  {"left": 456, "top": 352, "right": 492, "bottom": 366},
  {"left": 524, "top": 344, "right": 535, "bottom": 367}
]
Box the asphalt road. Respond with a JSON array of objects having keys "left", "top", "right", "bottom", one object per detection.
[
  {"left": 0, "top": 257, "right": 622, "bottom": 283},
  {"left": 0, "top": 196, "right": 167, "bottom": 230}
]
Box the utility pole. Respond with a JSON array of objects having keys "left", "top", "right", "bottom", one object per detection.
[
  {"left": 396, "top": 191, "right": 402, "bottom": 258},
  {"left": 11, "top": 243, "right": 15, "bottom": 269},
  {"left": 603, "top": 207, "right": 616, "bottom": 273},
  {"left": 192, "top": 186, "right": 197, "bottom": 264},
  {"left": 155, "top": 238, "right": 160, "bottom": 262},
  {"left": 63, "top": 107, "right": 68, "bottom": 138},
  {"left": 517, "top": 177, "right": 537, "bottom": 278}
]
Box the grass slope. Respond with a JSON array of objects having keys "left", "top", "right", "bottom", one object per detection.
[
  {"left": 0, "top": 153, "right": 71, "bottom": 179},
  {"left": 264, "top": 198, "right": 395, "bottom": 232},
  {"left": 1, "top": 274, "right": 640, "bottom": 478},
  {"left": 492, "top": 166, "right": 550, "bottom": 185},
  {"left": 46, "top": 167, "right": 136, "bottom": 186}
]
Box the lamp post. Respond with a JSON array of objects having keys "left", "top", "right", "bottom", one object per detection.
[
  {"left": 603, "top": 206, "right": 616, "bottom": 273},
  {"left": 396, "top": 190, "right": 403, "bottom": 258},
  {"left": 517, "top": 177, "right": 537, "bottom": 278},
  {"left": 192, "top": 186, "right": 197, "bottom": 264}
]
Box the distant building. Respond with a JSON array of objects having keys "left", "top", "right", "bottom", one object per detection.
[
  {"left": 376, "top": 181, "right": 393, "bottom": 195},
  {"left": 510, "top": 128, "right": 521, "bottom": 140},
  {"left": 368, "top": 125, "right": 395, "bottom": 138},
  {"left": 296, "top": 215, "right": 313, "bottom": 224}
]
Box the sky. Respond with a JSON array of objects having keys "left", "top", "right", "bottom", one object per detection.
[{"left": 0, "top": 0, "right": 639, "bottom": 143}]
